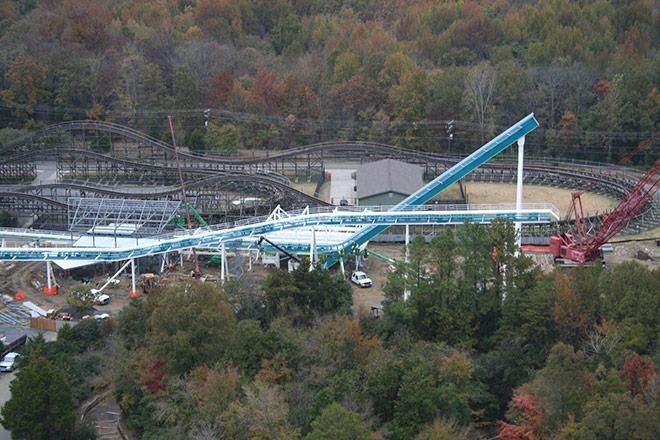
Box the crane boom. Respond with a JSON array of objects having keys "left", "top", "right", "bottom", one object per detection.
[{"left": 551, "top": 159, "right": 660, "bottom": 263}]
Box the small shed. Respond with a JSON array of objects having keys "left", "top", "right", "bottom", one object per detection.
[{"left": 356, "top": 159, "right": 424, "bottom": 206}]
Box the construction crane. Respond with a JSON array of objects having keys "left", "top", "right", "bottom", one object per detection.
[
  {"left": 172, "top": 203, "right": 208, "bottom": 230},
  {"left": 550, "top": 159, "right": 660, "bottom": 263},
  {"left": 168, "top": 115, "right": 201, "bottom": 277},
  {"left": 256, "top": 236, "right": 301, "bottom": 263}
]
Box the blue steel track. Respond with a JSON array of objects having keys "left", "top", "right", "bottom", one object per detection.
[{"left": 0, "top": 208, "right": 556, "bottom": 262}]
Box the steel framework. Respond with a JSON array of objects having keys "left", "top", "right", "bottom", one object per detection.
[
  {"left": 0, "top": 204, "right": 559, "bottom": 262},
  {"left": 68, "top": 197, "right": 181, "bottom": 237},
  {"left": 551, "top": 160, "right": 660, "bottom": 262},
  {"left": 1, "top": 118, "right": 658, "bottom": 234}
]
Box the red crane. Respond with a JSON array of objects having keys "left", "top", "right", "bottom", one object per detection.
[
  {"left": 168, "top": 115, "right": 201, "bottom": 277},
  {"left": 550, "top": 159, "right": 660, "bottom": 263}
]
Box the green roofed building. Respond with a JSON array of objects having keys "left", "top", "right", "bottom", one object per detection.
[{"left": 356, "top": 159, "right": 424, "bottom": 207}]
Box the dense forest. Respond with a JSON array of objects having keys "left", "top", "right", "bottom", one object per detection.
[
  {"left": 0, "top": 0, "right": 658, "bottom": 161},
  {"left": 2, "top": 221, "right": 658, "bottom": 439}
]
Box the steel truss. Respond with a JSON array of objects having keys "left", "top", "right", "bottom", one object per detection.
[
  {"left": 1, "top": 118, "right": 658, "bottom": 234},
  {"left": 0, "top": 205, "right": 559, "bottom": 262},
  {"left": 0, "top": 157, "right": 36, "bottom": 183},
  {"left": 68, "top": 197, "right": 181, "bottom": 237}
]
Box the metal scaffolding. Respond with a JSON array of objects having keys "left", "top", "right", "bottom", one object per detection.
[{"left": 67, "top": 197, "right": 181, "bottom": 237}]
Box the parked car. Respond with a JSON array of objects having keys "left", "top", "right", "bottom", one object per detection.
[
  {"left": 351, "top": 271, "right": 373, "bottom": 288},
  {"left": 91, "top": 289, "right": 110, "bottom": 305},
  {"left": 0, "top": 352, "right": 20, "bottom": 372}
]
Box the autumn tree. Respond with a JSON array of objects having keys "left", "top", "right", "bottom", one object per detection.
[
  {"left": 220, "top": 380, "right": 300, "bottom": 439},
  {"left": 146, "top": 281, "right": 236, "bottom": 374},
  {"left": 187, "top": 364, "right": 241, "bottom": 422},
  {"left": 195, "top": 0, "right": 242, "bottom": 42},
  {"left": 497, "top": 392, "right": 544, "bottom": 440},
  {"left": 1, "top": 56, "right": 49, "bottom": 118},
  {"left": 575, "top": 392, "right": 658, "bottom": 439},
  {"left": 307, "top": 403, "right": 372, "bottom": 440},
  {"left": 205, "top": 123, "right": 241, "bottom": 153},
  {"left": 552, "top": 272, "right": 592, "bottom": 345},
  {"left": 173, "top": 66, "right": 200, "bottom": 110},
  {"left": 464, "top": 61, "right": 497, "bottom": 142},
  {"left": 528, "top": 343, "right": 591, "bottom": 434},
  {"left": 598, "top": 261, "right": 659, "bottom": 353}
]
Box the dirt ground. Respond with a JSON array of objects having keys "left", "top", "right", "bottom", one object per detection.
[
  {"left": 350, "top": 244, "right": 403, "bottom": 314},
  {"left": 0, "top": 262, "right": 134, "bottom": 320},
  {"left": 605, "top": 239, "right": 659, "bottom": 270},
  {"left": 465, "top": 182, "right": 617, "bottom": 217}
]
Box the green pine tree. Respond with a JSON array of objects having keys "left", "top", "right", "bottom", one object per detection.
[{"left": 1, "top": 355, "right": 76, "bottom": 439}]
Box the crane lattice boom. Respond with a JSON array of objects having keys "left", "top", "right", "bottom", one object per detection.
[{"left": 551, "top": 159, "right": 660, "bottom": 263}]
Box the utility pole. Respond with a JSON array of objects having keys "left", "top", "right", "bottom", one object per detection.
[
  {"left": 204, "top": 108, "right": 211, "bottom": 131},
  {"left": 446, "top": 120, "right": 455, "bottom": 153}
]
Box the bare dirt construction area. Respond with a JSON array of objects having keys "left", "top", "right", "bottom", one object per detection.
[
  {"left": 607, "top": 234, "right": 660, "bottom": 271},
  {"left": 350, "top": 244, "right": 403, "bottom": 315},
  {"left": 0, "top": 262, "right": 132, "bottom": 321},
  {"left": 465, "top": 182, "right": 617, "bottom": 217}
]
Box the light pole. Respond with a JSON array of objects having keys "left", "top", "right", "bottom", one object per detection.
[
  {"left": 204, "top": 108, "right": 211, "bottom": 132},
  {"left": 446, "top": 120, "right": 455, "bottom": 153}
]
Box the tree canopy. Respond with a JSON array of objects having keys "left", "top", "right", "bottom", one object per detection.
[{"left": 0, "top": 0, "right": 656, "bottom": 162}]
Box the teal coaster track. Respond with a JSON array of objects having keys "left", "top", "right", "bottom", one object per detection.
[
  {"left": 323, "top": 113, "right": 539, "bottom": 267},
  {"left": 0, "top": 206, "right": 557, "bottom": 262}
]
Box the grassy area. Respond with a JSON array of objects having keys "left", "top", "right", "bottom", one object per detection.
[
  {"left": 465, "top": 182, "right": 618, "bottom": 217},
  {"left": 291, "top": 181, "right": 319, "bottom": 196},
  {"left": 430, "top": 182, "right": 464, "bottom": 201},
  {"left": 316, "top": 181, "right": 331, "bottom": 201}
]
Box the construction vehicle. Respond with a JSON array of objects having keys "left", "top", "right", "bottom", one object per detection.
[
  {"left": 171, "top": 204, "right": 221, "bottom": 266},
  {"left": 256, "top": 236, "right": 301, "bottom": 267},
  {"left": 140, "top": 273, "right": 159, "bottom": 294},
  {"left": 550, "top": 159, "right": 660, "bottom": 263},
  {"left": 171, "top": 203, "right": 208, "bottom": 231}
]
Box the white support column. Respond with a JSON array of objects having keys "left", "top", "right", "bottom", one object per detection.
[
  {"left": 309, "top": 227, "right": 317, "bottom": 271},
  {"left": 220, "top": 243, "right": 226, "bottom": 284},
  {"left": 404, "top": 224, "right": 410, "bottom": 263},
  {"left": 129, "top": 258, "right": 139, "bottom": 297},
  {"left": 515, "top": 136, "right": 525, "bottom": 249},
  {"left": 403, "top": 224, "right": 411, "bottom": 301},
  {"left": 44, "top": 261, "right": 56, "bottom": 295},
  {"left": 96, "top": 259, "right": 133, "bottom": 294},
  {"left": 339, "top": 250, "right": 345, "bottom": 277},
  {"left": 248, "top": 250, "right": 253, "bottom": 272},
  {"left": 46, "top": 261, "right": 53, "bottom": 289}
]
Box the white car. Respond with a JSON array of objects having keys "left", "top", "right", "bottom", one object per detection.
[
  {"left": 351, "top": 271, "right": 373, "bottom": 288},
  {"left": 91, "top": 289, "right": 110, "bottom": 305},
  {"left": 0, "top": 352, "right": 20, "bottom": 372}
]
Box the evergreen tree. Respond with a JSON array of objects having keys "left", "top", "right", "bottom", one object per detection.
[{"left": 1, "top": 355, "right": 76, "bottom": 439}]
